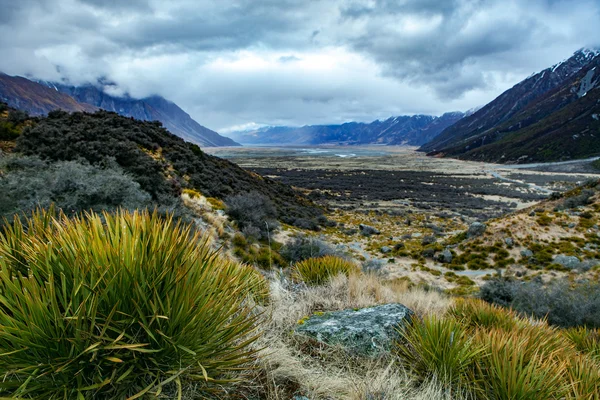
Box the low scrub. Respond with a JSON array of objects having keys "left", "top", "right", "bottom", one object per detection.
[
  {"left": 481, "top": 277, "right": 600, "bottom": 328},
  {"left": 292, "top": 255, "right": 359, "bottom": 286},
  {"left": 0, "top": 209, "right": 262, "bottom": 398}
]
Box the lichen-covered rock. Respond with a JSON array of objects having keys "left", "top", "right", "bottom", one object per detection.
[
  {"left": 295, "top": 303, "right": 414, "bottom": 355},
  {"left": 553, "top": 255, "right": 581, "bottom": 270},
  {"left": 467, "top": 222, "right": 487, "bottom": 238}
]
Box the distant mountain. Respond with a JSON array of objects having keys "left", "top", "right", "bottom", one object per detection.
[
  {"left": 0, "top": 73, "right": 97, "bottom": 115},
  {"left": 49, "top": 84, "right": 240, "bottom": 147},
  {"left": 420, "top": 49, "right": 600, "bottom": 163},
  {"left": 0, "top": 73, "right": 239, "bottom": 147},
  {"left": 229, "top": 112, "right": 465, "bottom": 146}
]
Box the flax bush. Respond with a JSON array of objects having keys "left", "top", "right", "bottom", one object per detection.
[{"left": 0, "top": 209, "right": 262, "bottom": 399}]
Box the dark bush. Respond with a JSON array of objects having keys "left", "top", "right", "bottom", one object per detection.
[
  {"left": 225, "top": 191, "right": 279, "bottom": 240},
  {"left": 280, "top": 234, "right": 340, "bottom": 263},
  {"left": 0, "top": 156, "right": 152, "bottom": 220},
  {"left": 479, "top": 276, "right": 517, "bottom": 308},
  {"left": 482, "top": 277, "right": 600, "bottom": 328}
]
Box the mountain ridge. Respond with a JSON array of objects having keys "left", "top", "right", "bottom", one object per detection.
[
  {"left": 0, "top": 73, "right": 240, "bottom": 147},
  {"left": 229, "top": 112, "right": 465, "bottom": 146},
  {"left": 420, "top": 48, "right": 600, "bottom": 162}
]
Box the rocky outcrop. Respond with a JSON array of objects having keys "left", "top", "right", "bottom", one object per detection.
[{"left": 296, "top": 303, "right": 414, "bottom": 355}]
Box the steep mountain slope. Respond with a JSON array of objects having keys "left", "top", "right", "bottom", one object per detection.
[
  {"left": 0, "top": 73, "right": 97, "bottom": 115},
  {"left": 0, "top": 73, "right": 239, "bottom": 147},
  {"left": 52, "top": 84, "right": 240, "bottom": 147},
  {"left": 230, "top": 112, "right": 464, "bottom": 146},
  {"left": 421, "top": 49, "right": 600, "bottom": 160}
]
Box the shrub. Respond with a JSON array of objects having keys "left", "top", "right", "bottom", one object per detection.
[
  {"left": 0, "top": 209, "right": 262, "bottom": 398},
  {"left": 0, "top": 156, "right": 152, "bottom": 220},
  {"left": 225, "top": 191, "right": 279, "bottom": 240},
  {"left": 482, "top": 278, "right": 600, "bottom": 329},
  {"left": 280, "top": 234, "right": 339, "bottom": 263},
  {"left": 396, "top": 315, "right": 485, "bottom": 391},
  {"left": 479, "top": 276, "right": 517, "bottom": 307},
  {"left": 292, "top": 255, "right": 359, "bottom": 285}
]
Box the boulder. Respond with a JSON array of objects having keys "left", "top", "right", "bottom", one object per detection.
[
  {"left": 504, "top": 237, "right": 514, "bottom": 247},
  {"left": 380, "top": 246, "right": 392, "bottom": 254},
  {"left": 359, "top": 224, "right": 380, "bottom": 236},
  {"left": 553, "top": 255, "right": 581, "bottom": 270},
  {"left": 521, "top": 249, "right": 533, "bottom": 258},
  {"left": 437, "top": 249, "right": 453, "bottom": 264},
  {"left": 467, "top": 222, "right": 487, "bottom": 238},
  {"left": 295, "top": 303, "right": 414, "bottom": 355},
  {"left": 421, "top": 235, "right": 437, "bottom": 245}
]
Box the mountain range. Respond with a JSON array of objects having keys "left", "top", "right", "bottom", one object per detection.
[
  {"left": 421, "top": 48, "right": 600, "bottom": 163},
  {"left": 229, "top": 112, "right": 466, "bottom": 146},
  {"left": 0, "top": 73, "right": 239, "bottom": 147}
]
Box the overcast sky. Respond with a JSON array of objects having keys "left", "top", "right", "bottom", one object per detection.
[{"left": 0, "top": 0, "right": 599, "bottom": 132}]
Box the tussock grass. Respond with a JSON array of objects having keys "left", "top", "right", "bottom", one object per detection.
[
  {"left": 0, "top": 209, "right": 262, "bottom": 399},
  {"left": 292, "top": 255, "right": 359, "bottom": 285}
]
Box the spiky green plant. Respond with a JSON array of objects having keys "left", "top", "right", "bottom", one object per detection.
[
  {"left": 292, "top": 255, "right": 359, "bottom": 286},
  {"left": 564, "top": 326, "right": 600, "bottom": 362},
  {"left": 474, "top": 326, "right": 571, "bottom": 399},
  {"left": 565, "top": 354, "right": 600, "bottom": 400},
  {"left": 0, "top": 209, "right": 262, "bottom": 399},
  {"left": 450, "top": 298, "right": 526, "bottom": 331},
  {"left": 395, "top": 315, "right": 485, "bottom": 392}
]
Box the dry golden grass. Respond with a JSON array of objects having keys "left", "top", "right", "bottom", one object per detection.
[{"left": 238, "top": 272, "right": 456, "bottom": 399}]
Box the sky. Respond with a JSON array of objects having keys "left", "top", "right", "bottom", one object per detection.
[{"left": 0, "top": 0, "right": 599, "bottom": 133}]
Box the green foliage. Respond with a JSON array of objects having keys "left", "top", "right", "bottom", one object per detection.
[
  {"left": 292, "top": 255, "right": 359, "bottom": 285},
  {"left": 396, "top": 315, "right": 485, "bottom": 391},
  {"left": 450, "top": 299, "right": 524, "bottom": 331},
  {"left": 0, "top": 209, "right": 262, "bottom": 398},
  {"left": 564, "top": 326, "right": 600, "bottom": 362},
  {"left": 474, "top": 326, "right": 571, "bottom": 399}
]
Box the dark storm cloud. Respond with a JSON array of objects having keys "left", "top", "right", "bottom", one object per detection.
[{"left": 0, "top": 0, "right": 598, "bottom": 130}]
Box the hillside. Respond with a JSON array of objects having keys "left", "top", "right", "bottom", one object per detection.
[
  {"left": 0, "top": 73, "right": 240, "bottom": 147},
  {"left": 0, "top": 103, "right": 321, "bottom": 227},
  {"left": 421, "top": 49, "right": 600, "bottom": 162},
  {"left": 230, "top": 112, "right": 464, "bottom": 146}
]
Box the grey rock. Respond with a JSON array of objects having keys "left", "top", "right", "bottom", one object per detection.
[
  {"left": 293, "top": 396, "right": 310, "bottom": 400},
  {"left": 467, "top": 222, "right": 487, "bottom": 238},
  {"left": 359, "top": 224, "right": 380, "bottom": 236},
  {"left": 295, "top": 303, "right": 414, "bottom": 355},
  {"left": 568, "top": 223, "right": 577, "bottom": 228},
  {"left": 580, "top": 259, "right": 600, "bottom": 271},
  {"left": 437, "top": 249, "right": 453, "bottom": 264},
  {"left": 553, "top": 255, "right": 581, "bottom": 270},
  {"left": 380, "top": 246, "right": 392, "bottom": 254},
  {"left": 504, "top": 237, "right": 514, "bottom": 246},
  {"left": 422, "top": 248, "right": 436, "bottom": 258},
  {"left": 521, "top": 249, "right": 534, "bottom": 258},
  {"left": 421, "top": 235, "right": 437, "bottom": 245},
  {"left": 412, "top": 232, "right": 423, "bottom": 238}
]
